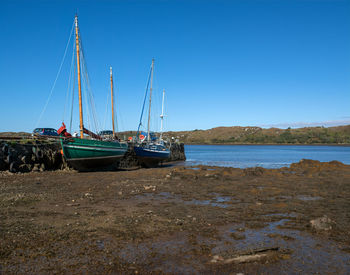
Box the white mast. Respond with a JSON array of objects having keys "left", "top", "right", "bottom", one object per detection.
[
  {"left": 147, "top": 59, "right": 154, "bottom": 142},
  {"left": 160, "top": 89, "right": 165, "bottom": 141}
]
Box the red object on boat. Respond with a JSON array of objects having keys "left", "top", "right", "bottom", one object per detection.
[{"left": 57, "top": 122, "right": 72, "bottom": 137}]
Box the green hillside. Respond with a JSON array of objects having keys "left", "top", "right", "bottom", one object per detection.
[{"left": 165, "top": 125, "right": 350, "bottom": 144}]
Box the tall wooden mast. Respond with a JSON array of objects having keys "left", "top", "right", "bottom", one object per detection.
[
  {"left": 75, "top": 15, "right": 84, "bottom": 139},
  {"left": 110, "top": 67, "right": 116, "bottom": 138},
  {"left": 147, "top": 59, "right": 154, "bottom": 142}
]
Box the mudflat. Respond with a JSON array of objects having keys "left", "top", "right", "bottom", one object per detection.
[{"left": 1, "top": 160, "right": 350, "bottom": 274}]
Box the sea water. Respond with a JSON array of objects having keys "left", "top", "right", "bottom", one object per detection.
[{"left": 182, "top": 145, "right": 350, "bottom": 168}]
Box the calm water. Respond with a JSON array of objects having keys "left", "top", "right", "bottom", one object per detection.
[{"left": 182, "top": 145, "right": 350, "bottom": 168}]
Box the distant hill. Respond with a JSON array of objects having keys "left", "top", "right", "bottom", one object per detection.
[
  {"left": 164, "top": 125, "right": 350, "bottom": 144},
  {"left": 2, "top": 125, "right": 350, "bottom": 144}
]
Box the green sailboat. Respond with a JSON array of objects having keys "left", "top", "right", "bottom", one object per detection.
[
  {"left": 61, "top": 137, "right": 127, "bottom": 171},
  {"left": 60, "top": 16, "right": 127, "bottom": 171}
]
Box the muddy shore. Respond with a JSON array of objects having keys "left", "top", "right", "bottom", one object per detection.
[{"left": 1, "top": 159, "right": 350, "bottom": 274}]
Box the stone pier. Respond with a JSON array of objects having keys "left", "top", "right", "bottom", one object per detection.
[{"left": 0, "top": 140, "right": 186, "bottom": 173}]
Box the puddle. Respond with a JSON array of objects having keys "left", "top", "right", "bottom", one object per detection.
[
  {"left": 96, "top": 240, "right": 105, "bottom": 250},
  {"left": 270, "top": 195, "right": 292, "bottom": 201},
  {"left": 185, "top": 167, "right": 216, "bottom": 171},
  {"left": 215, "top": 196, "right": 231, "bottom": 203},
  {"left": 269, "top": 195, "right": 322, "bottom": 202},
  {"left": 134, "top": 192, "right": 234, "bottom": 209},
  {"left": 184, "top": 194, "right": 234, "bottom": 208},
  {"left": 264, "top": 213, "right": 297, "bottom": 218},
  {"left": 184, "top": 199, "right": 229, "bottom": 208},
  {"left": 158, "top": 192, "right": 178, "bottom": 199},
  {"left": 297, "top": 195, "right": 322, "bottom": 201}
]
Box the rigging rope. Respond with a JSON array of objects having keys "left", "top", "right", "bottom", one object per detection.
[
  {"left": 79, "top": 32, "right": 100, "bottom": 133},
  {"left": 151, "top": 73, "right": 160, "bottom": 133},
  {"left": 136, "top": 64, "right": 153, "bottom": 138},
  {"left": 69, "top": 43, "right": 76, "bottom": 133},
  {"left": 35, "top": 20, "right": 75, "bottom": 128},
  {"left": 81, "top": 58, "right": 92, "bottom": 132},
  {"left": 112, "top": 72, "right": 119, "bottom": 133},
  {"left": 114, "top": 77, "right": 125, "bottom": 133},
  {"left": 116, "top": 103, "right": 125, "bottom": 133},
  {"left": 77, "top": 33, "right": 93, "bottom": 133},
  {"left": 114, "top": 83, "right": 119, "bottom": 133},
  {"left": 103, "top": 91, "right": 110, "bottom": 130},
  {"left": 63, "top": 40, "right": 75, "bottom": 121}
]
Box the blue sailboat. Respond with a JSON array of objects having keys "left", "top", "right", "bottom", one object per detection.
[{"left": 134, "top": 59, "right": 170, "bottom": 167}]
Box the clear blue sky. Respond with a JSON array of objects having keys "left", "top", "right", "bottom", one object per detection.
[{"left": 0, "top": 0, "right": 349, "bottom": 133}]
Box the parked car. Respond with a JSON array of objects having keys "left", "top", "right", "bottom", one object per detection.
[
  {"left": 98, "top": 130, "right": 114, "bottom": 138},
  {"left": 98, "top": 130, "right": 121, "bottom": 140},
  {"left": 32, "top": 128, "right": 59, "bottom": 137}
]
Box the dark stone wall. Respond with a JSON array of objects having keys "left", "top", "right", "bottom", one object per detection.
[
  {"left": 0, "top": 141, "right": 66, "bottom": 173},
  {"left": 169, "top": 142, "right": 186, "bottom": 162},
  {"left": 0, "top": 140, "right": 186, "bottom": 173},
  {"left": 118, "top": 143, "right": 141, "bottom": 169}
]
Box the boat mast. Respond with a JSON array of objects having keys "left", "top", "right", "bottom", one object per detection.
[
  {"left": 75, "top": 15, "right": 84, "bottom": 139},
  {"left": 110, "top": 67, "right": 116, "bottom": 138},
  {"left": 147, "top": 59, "right": 154, "bottom": 142},
  {"left": 160, "top": 89, "right": 165, "bottom": 141}
]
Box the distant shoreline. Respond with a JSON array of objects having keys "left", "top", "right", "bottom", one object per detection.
[
  {"left": 185, "top": 143, "right": 350, "bottom": 146},
  {"left": 167, "top": 125, "right": 350, "bottom": 145},
  {"left": 1, "top": 124, "right": 350, "bottom": 146}
]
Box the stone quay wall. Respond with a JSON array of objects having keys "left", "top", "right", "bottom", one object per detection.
[{"left": 0, "top": 140, "right": 186, "bottom": 173}]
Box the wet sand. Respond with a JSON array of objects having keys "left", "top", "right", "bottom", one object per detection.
[{"left": 1, "top": 160, "right": 350, "bottom": 274}]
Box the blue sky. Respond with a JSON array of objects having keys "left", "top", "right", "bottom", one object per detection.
[{"left": 0, "top": 0, "right": 349, "bottom": 132}]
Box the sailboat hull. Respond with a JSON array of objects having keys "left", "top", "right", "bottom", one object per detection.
[
  {"left": 134, "top": 144, "right": 170, "bottom": 167},
  {"left": 61, "top": 138, "right": 128, "bottom": 171}
]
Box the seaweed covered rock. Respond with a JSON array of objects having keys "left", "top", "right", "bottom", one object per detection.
[{"left": 290, "top": 159, "right": 347, "bottom": 173}]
